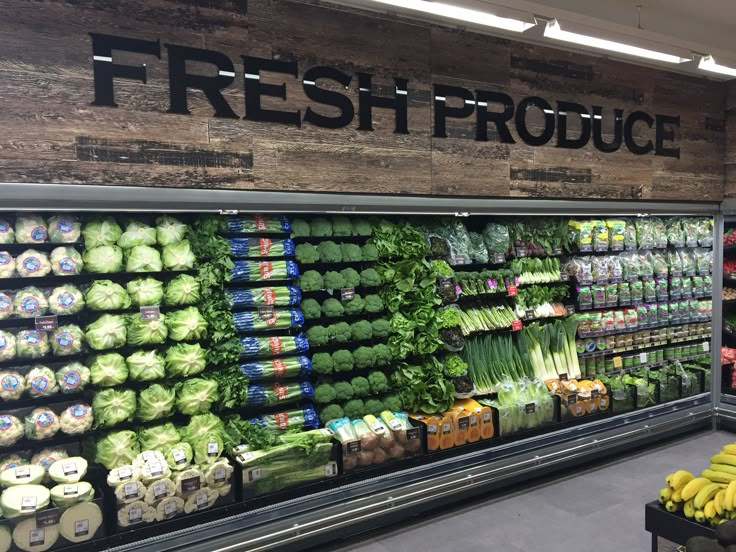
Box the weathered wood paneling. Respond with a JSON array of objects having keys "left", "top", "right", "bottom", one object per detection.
[{"left": 0, "top": 0, "right": 727, "bottom": 200}]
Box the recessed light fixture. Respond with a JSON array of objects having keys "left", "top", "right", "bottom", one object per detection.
[
  {"left": 698, "top": 55, "right": 736, "bottom": 77},
  {"left": 365, "top": 0, "right": 536, "bottom": 32},
  {"left": 542, "top": 19, "right": 690, "bottom": 64}
]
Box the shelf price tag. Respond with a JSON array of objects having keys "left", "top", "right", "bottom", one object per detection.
[
  {"left": 639, "top": 352, "right": 648, "bottom": 364},
  {"left": 507, "top": 285, "right": 518, "bottom": 297},
  {"left": 565, "top": 305, "right": 576, "bottom": 315},
  {"left": 560, "top": 272, "right": 569, "bottom": 282},
  {"left": 345, "top": 441, "right": 361, "bottom": 455},
  {"left": 613, "top": 356, "right": 623, "bottom": 369},
  {"left": 525, "top": 309, "right": 535, "bottom": 321},
  {"left": 258, "top": 305, "right": 274, "bottom": 320},
  {"left": 515, "top": 247, "right": 527, "bottom": 258},
  {"left": 140, "top": 306, "right": 160, "bottom": 321},
  {"left": 340, "top": 288, "right": 355, "bottom": 301},
  {"left": 34, "top": 315, "right": 58, "bottom": 331},
  {"left": 511, "top": 319, "right": 523, "bottom": 331},
  {"left": 703, "top": 341, "right": 710, "bottom": 353},
  {"left": 558, "top": 373, "right": 568, "bottom": 381},
  {"left": 36, "top": 508, "right": 60, "bottom": 528},
  {"left": 494, "top": 253, "right": 506, "bottom": 263}
]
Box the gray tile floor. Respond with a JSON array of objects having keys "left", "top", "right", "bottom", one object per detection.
[{"left": 321, "top": 430, "right": 735, "bottom": 552}]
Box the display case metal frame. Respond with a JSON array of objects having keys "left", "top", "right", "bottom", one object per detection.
[
  {"left": 0, "top": 183, "right": 722, "bottom": 552},
  {"left": 717, "top": 201, "right": 736, "bottom": 429}
]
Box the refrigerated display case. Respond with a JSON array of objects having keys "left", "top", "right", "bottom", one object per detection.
[{"left": 0, "top": 183, "right": 721, "bottom": 552}]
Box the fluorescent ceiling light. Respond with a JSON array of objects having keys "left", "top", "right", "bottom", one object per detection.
[
  {"left": 543, "top": 19, "right": 690, "bottom": 64},
  {"left": 366, "top": 0, "right": 536, "bottom": 32},
  {"left": 698, "top": 55, "right": 736, "bottom": 77}
]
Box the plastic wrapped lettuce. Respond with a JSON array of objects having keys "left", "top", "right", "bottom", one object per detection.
[
  {"left": 165, "top": 442, "right": 192, "bottom": 471},
  {"left": 156, "top": 216, "right": 188, "bottom": 246},
  {"left": 13, "top": 287, "right": 48, "bottom": 318},
  {"left": 56, "top": 362, "right": 90, "bottom": 394},
  {"left": 27, "top": 366, "right": 58, "bottom": 398},
  {"left": 17, "top": 329, "right": 49, "bottom": 359},
  {"left": 95, "top": 430, "right": 141, "bottom": 470},
  {"left": 47, "top": 215, "right": 81, "bottom": 243},
  {"left": 164, "top": 274, "right": 200, "bottom": 306},
  {"left": 118, "top": 221, "right": 157, "bottom": 249},
  {"left": 166, "top": 307, "right": 207, "bottom": 342},
  {"left": 138, "top": 422, "right": 181, "bottom": 452},
  {"left": 127, "top": 314, "right": 168, "bottom": 346},
  {"left": 83, "top": 245, "right": 123, "bottom": 273},
  {"left": 25, "top": 407, "right": 60, "bottom": 440},
  {"left": 226, "top": 286, "right": 301, "bottom": 308},
  {"left": 51, "top": 325, "right": 84, "bottom": 356},
  {"left": 50, "top": 246, "right": 83, "bottom": 276},
  {"left": 136, "top": 384, "right": 176, "bottom": 422},
  {"left": 175, "top": 378, "right": 218, "bottom": 415},
  {"left": 85, "top": 280, "right": 131, "bottom": 311},
  {"left": 48, "top": 285, "right": 85, "bottom": 315},
  {"left": 86, "top": 314, "right": 127, "bottom": 351},
  {"left": 0, "top": 415, "right": 23, "bottom": 447},
  {"left": 127, "top": 277, "right": 164, "bottom": 306},
  {"left": 126, "top": 245, "right": 162, "bottom": 273},
  {"left": 92, "top": 389, "right": 137, "bottom": 428},
  {"left": 0, "top": 220, "right": 14, "bottom": 244},
  {"left": 90, "top": 353, "right": 128, "bottom": 386},
  {"left": 0, "top": 251, "right": 15, "bottom": 278},
  {"left": 162, "top": 240, "right": 195, "bottom": 271},
  {"left": 83, "top": 217, "right": 122, "bottom": 248},
  {"left": 0, "top": 332, "right": 16, "bottom": 362},
  {"left": 0, "top": 292, "right": 10, "bottom": 320},
  {"left": 60, "top": 403, "right": 94, "bottom": 435},
  {"left": 16, "top": 249, "right": 51, "bottom": 277},
  {"left": 164, "top": 343, "right": 206, "bottom": 378},
  {"left": 126, "top": 350, "right": 166, "bottom": 382},
  {"left": 15, "top": 215, "right": 47, "bottom": 244},
  {"left": 0, "top": 371, "right": 24, "bottom": 400}
]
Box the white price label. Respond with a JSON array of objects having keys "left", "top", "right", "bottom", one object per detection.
[
  {"left": 29, "top": 529, "right": 45, "bottom": 546},
  {"left": 21, "top": 496, "right": 37, "bottom": 511},
  {"left": 15, "top": 467, "right": 30, "bottom": 479},
  {"left": 640, "top": 352, "right": 648, "bottom": 363},
  {"left": 703, "top": 342, "right": 710, "bottom": 353},
  {"left": 483, "top": 412, "right": 491, "bottom": 422},
  {"left": 427, "top": 423, "right": 438, "bottom": 434},
  {"left": 62, "top": 462, "right": 78, "bottom": 475},
  {"left": 195, "top": 492, "right": 208, "bottom": 509},
  {"left": 142, "top": 451, "right": 156, "bottom": 462},
  {"left": 325, "top": 463, "right": 337, "bottom": 476},
  {"left": 442, "top": 423, "right": 451, "bottom": 433},
  {"left": 214, "top": 466, "right": 226, "bottom": 483},
  {"left": 388, "top": 419, "right": 402, "bottom": 431},
  {"left": 64, "top": 485, "right": 78, "bottom": 496},
  {"left": 153, "top": 481, "right": 167, "bottom": 499},
  {"left": 237, "top": 453, "right": 254, "bottom": 463},
  {"left": 371, "top": 423, "right": 385, "bottom": 434},
  {"left": 207, "top": 442, "right": 219, "bottom": 456},
  {"left": 248, "top": 468, "right": 262, "bottom": 482},
  {"left": 123, "top": 482, "right": 138, "bottom": 499},
  {"left": 75, "top": 519, "right": 89, "bottom": 537},
  {"left": 118, "top": 467, "right": 133, "bottom": 480},
  {"left": 148, "top": 461, "right": 163, "bottom": 476},
  {"left": 128, "top": 506, "right": 142, "bottom": 523},
  {"left": 164, "top": 501, "right": 177, "bottom": 518},
  {"left": 172, "top": 449, "right": 187, "bottom": 465}
]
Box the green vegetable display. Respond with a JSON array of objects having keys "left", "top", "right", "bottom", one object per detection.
[
  {"left": 90, "top": 353, "right": 129, "bottom": 386},
  {"left": 92, "top": 389, "right": 137, "bottom": 428},
  {"left": 83, "top": 245, "right": 123, "bottom": 273},
  {"left": 176, "top": 378, "right": 219, "bottom": 415},
  {"left": 127, "top": 277, "right": 164, "bottom": 306},
  {"left": 137, "top": 384, "right": 176, "bottom": 421},
  {"left": 127, "top": 350, "right": 166, "bottom": 381},
  {"left": 166, "top": 307, "right": 208, "bottom": 341},
  {"left": 86, "top": 314, "right": 127, "bottom": 351},
  {"left": 127, "top": 313, "right": 168, "bottom": 345},
  {"left": 86, "top": 280, "right": 131, "bottom": 311},
  {"left": 165, "top": 343, "right": 207, "bottom": 378}
]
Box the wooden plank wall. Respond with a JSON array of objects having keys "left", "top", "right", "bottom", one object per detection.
[{"left": 0, "top": 0, "right": 727, "bottom": 201}]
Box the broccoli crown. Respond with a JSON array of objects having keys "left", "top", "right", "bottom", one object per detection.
[
  {"left": 311, "top": 352, "right": 334, "bottom": 375},
  {"left": 314, "top": 383, "right": 337, "bottom": 404},
  {"left": 371, "top": 318, "right": 390, "bottom": 338},
  {"left": 350, "top": 376, "right": 371, "bottom": 397},
  {"left": 382, "top": 394, "right": 402, "bottom": 412},
  {"left": 333, "top": 380, "right": 354, "bottom": 401},
  {"left": 367, "top": 370, "right": 389, "bottom": 393},
  {"left": 332, "top": 349, "right": 354, "bottom": 372},
  {"left": 364, "top": 399, "right": 384, "bottom": 416},
  {"left": 295, "top": 243, "right": 320, "bottom": 264},
  {"left": 321, "top": 298, "right": 345, "bottom": 318},
  {"left": 291, "top": 218, "right": 311, "bottom": 238},
  {"left": 350, "top": 320, "right": 373, "bottom": 341},
  {"left": 343, "top": 294, "right": 365, "bottom": 315},
  {"left": 323, "top": 271, "right": 346, "bottom": 290},
  {"left": 319, "top": 404, "right": 344, "bottom": 423},
  {"left": 353, "top": 346, "right": 376, "bottom": 370},
  {"left": 340, "top": 268, "right": 360, "bottom": 288},
  {"left": 317, "top": 241, "right": 342, "bottom": 263},
  {"left": 372, "top": 344, "right": 392, "bottom": 367},
  {"left": 306, "top": 325, "right": 329, "bottom": 347},
  {"left": 359, "top": 268, "right": 382, "bottom": 287},
  {"left": 310, "top": 217, "right": 333, "bottom": 237},
  {"left": 301, "top": 298, "right": 322, "bottom": 320},
  {"left": 328, "top": 322, "right": 351, "bottom": 343},
  {"left": 341, "top": 243, "right": 362, "bottom": 262},
  {"left": 351, "top": 219, "right": 374, "bottom": 237},
  {"left": 331, "top": 216, "right": 353, "bottom": 237},
  {"left": 300, "top": 270, "right": 324, "bottom": 292},
  {"left": 361, "top": 243, "right": 379, "bottom": 261},
  {"left": 363, "top": 294, "right": 384, "bottom": 313},
  {"left": 343, "top": 399, "right": 365, "bottom": 419}
]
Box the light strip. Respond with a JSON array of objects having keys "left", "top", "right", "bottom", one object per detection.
[
  {"left": 698, "top": 55, "right": 736, "bottom": 77},
  {"left": 365, "top": 0, "right": 535, "bottom": 32},
  {"left": 543, "top": 19, "right": 689, "bottom": 64}
]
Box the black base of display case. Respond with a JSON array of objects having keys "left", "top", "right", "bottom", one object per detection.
[{"left": 645, "top": 501, "right": 715, "bottom": 551}]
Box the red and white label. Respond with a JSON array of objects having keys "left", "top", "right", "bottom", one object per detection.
[
  {"left": 260, "top": 262, "right": 274, "bottom": 280},
  {"left": 272, "top": 359, "right": 287, "bottom": 378},
  {"left": 259, "top": 238, "right": 273, "bottom": 256},
  {"left": 269, "top": 337, "right": 283, "bottom": 355},
  {"left": 511, "top": 319, "right": 523, "bottom": 331},
  {"left": 507, "top": 285, "right": 518, "bottom": 297},
  {"left": 274, "top": 412, "right": 289, "bottom": 429},
  {"left": 262, "top": 288, "right": 276, "bottom": 305},
  {"left": 255, "top": 215, "right": 268, "bottom": 231},
  {"left": 273, "top": 383, "right": 288, "bottom": 400}
]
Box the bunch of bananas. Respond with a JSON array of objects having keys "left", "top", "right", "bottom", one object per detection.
[{"left": 659, "top": 444, "right": 736, "bottom": 526}]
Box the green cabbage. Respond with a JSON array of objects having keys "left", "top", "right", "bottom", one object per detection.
[
  {"left": 180, "top": 413, "right": 225, "bottom": 443},
  {"left": 166, "top": 307, "right": 207, "bottom": 342},
  {"left": 127, "top": 314, "right": 168, "bottom": 346},
  {"left": 83, "top": 217, "right": 122, "bottom": 248},
  {"left": 0, "top": 331, "right": 16, "bottom": 362},
  {"left": 164, "top": 274, "right": 200, "bottom": 306},
  {"left": 50, "top": 246, "right": 83, "bottom": 276},
  {"left": 117, "top": 221, "right": 157, "bottom": 249},
  {"left": 92, "top": 389, "right": 137, "bottom": 428},
  {"left": 48, "top": 285, "right": 85, "bottom": 315},
  {"left": 127, "top": 278, "right": 164, "bottom": 306},
  {"left": 0, "top": 219, "right": 15, "bottom": 244},
  {"left": 48, "top": 215, "right": 81, "bottom": 243},
  {"left": 17, "top": 329, "right": 49, "bottom": 359},
  {"left": 191, "top": 432, "right": 223, "bottom": 465},
  {"left": 175, "top": 378, "right": 218, "bottom": 415},
  {"left": 126, "top": 350, "right": 166, "bottom": 382},
  {"left": 126, "top": 245, "right": 162, "bottom": 273},
  {"left": 85, "top": 280, "right": 131, "bottom": 311},
  {"left": 85, "top": 314, "right": 127, "bottom": 350},
  {"left": 13, "top": 287, "right": 48, "bottom": 318},
  {"left": 89, "top": 353, "right": 128, "bottom": 386},
  {"left": 51, "top": 325, "right": 84, "bottom": 356},
  {"left": 83, "top": 245, "right": 123, "bottom": 273},
  {"left": 16, "top": 249, "right": 51, "bottom": 277},
  {"left": 137, "top": 384, "right": 176, "bottom": 422},
  {"left": 156, "top": 216, "right": 188, "bottom": 246},
  {"left": 164, "top": 442, "right": 193, "bottom": 470},
  {"left": 164, "top": 343, "right": 206, "bottom": 378},
  {"left": 95, "top": 430, "right": 140, "bottom": 470},
  {"left": 56, "top": 362, "right": 91, "bottom": 394},
  {"left": 15, "top": 215, "right": 47, "bottom": 243},
  {"left": 138, "top": 422, "right": 181, "bottom": 451},
  {"left": 162, "top": 240, "right": 195, "bottom": 271}
]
